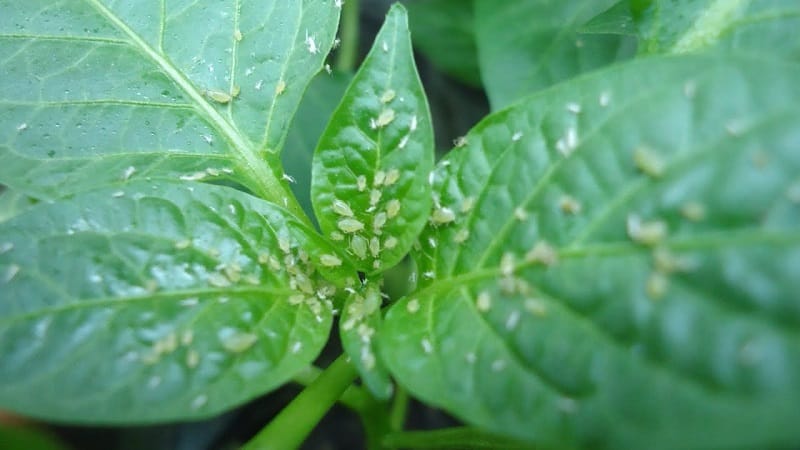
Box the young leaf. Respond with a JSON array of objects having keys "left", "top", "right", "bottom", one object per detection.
[
  {"left": 0, "top": 1, "right": 339, "bottom": 207},
  {"left": 474, "top": 0, "right": 636, "bottom": 110},
  {"left": 0, "top": 181, "right": 351, "bottom": 423},
  {"left": 632, "top": 0, "right": 800, "bottom": 58},
  {"left": 311, "top": 4, "right": 434, "bottom": 275},
  {"left": 339, "top": 284, "right": 394, "bottom": 399},
  {"left": 381, "top": 55, "right": 800, "bottom": 448}
]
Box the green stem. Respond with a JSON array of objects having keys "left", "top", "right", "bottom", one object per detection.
[
  {"left": 242, "top": 355, "right": 358, "bottom": 450},
  {"left": 291, "top": 365, "right": 373, "bottom": 413},
  {"left": 388, "top": 386, "right": 408, "bottom": 432},
  {"left": 335, "top": 0, "right": 360, "bottom": 72},
  {"left": 381, "top": 427, "right": 534, "bottom": 450}
]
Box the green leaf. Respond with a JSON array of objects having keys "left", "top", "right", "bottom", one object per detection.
[
  {"left": 0, "top": 181, "right": 352, "bottom": 423},
  {"left": 0, "top": 426, "right": 70, "bottom": 450},
  {"left": 311, "top": 4, "right": 434, "bottom": 275},
  {"left": 339, "top": 283, "right": 393, "bottom": 399},
  {"left": 474, "top": 0, "right": 636, "bottom": 110},
  {"left": 405, "top": 0, "right": 482, "bottom": 87},
  {"left": 282, "top": 72, "right": 352, "bottom": 221},
  {"left": 0, "top": 188, "right": 36, "bottom": 223},
  {"left": 0, "top": 0, "right": 339, "bottom": 208},
  {"left": 633, "top": 0, "right": 800, "bottom": 59},
  {"left": 381, "top": 55, "right": 800, "bottom": 448}
]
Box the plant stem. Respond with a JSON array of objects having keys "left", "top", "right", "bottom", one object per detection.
[
  {"left": 291, "top": 365, "right": 373, "bottom": 413},
  {"left": 381, "top": 427, "right": 534, "bottom": 450},
  {"left": 242, "top": 355, "right": 358, "bottom": 450},
  {"left": 388, "top": 386, "right": 408, "bottom": 431},
  {"left": 335, "top": 0, "right": 360, "bottom": 72}
]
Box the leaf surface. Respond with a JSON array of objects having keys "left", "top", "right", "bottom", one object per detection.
[
  {"left": 0, "top": 0, "right": 339, "bottom": 203},
  {"left": 311, "top": 4, "right": 434, "bottom": 275},
  {"left": 381, "top": 55, "right": 800, "bottom": 449},
  {"left": 474, "top": 0, "right": 636, "bottom": 110},
  {"left": 0, "top": 181, "right": 351, "bottom": 423}
]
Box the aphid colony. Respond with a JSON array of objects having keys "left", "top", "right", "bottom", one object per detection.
[{"left": 341, "top": 286, "right": 383, "bottom": 370}]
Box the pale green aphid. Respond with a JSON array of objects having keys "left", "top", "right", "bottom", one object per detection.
[{"left": 207, "top": 89, "right": 232, "bottom": 104}]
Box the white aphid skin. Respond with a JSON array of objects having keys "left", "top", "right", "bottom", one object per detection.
[
  {"left": 384, "top": 169, "right": 400, "bottom": 186},
  {"left": 357, "top": 175, "right": 368, "bottom": 192},
  {"left": 556, "top": 127, "right": 578, "bottom": 156},
  {"left": 234, "top": 29, "right": 243, "bottom": 41},
  {"left": 122, "top": 166, "right": 136, "bottom": 181},
  {"left": 255, "top": 79, "right": 264, "bottom": 90},
  {"left": 202, "top": 134, "right": 213, "bottom": 145},
  {"left": 421, "top": 338, "right": 433, "bottom": 354},
  {"left": 422, "top": 271, "right": 435, "bottom": 279},
  {"left": 680, "top": 201, "right": 706, "bottom": 222},
  {"left": 338, "top": 218, "right": 365, "bottom": 233},
  {"left": 320, "top": 254, "right": 343, "bottom": 267},
  {"left": 305, "top": 30, "right": 319, "bottom": 54},
  {"left": 380, "top": 89, "right": 396, "bottom": 104},
  {"left": 386, "top": 199, "right": 401, "bottom": 218},
  {"left": 512, "top": 131, "right": 523, "bottom": 141},
  {"left": 476, "top": 291, "right": 491, "bottom": 312},
  {"left": 324, "top": 63, "right": 332, "bottom": 74},
  {"left": 207, "top": 89, "right": 232, "bottom": 104},
  {"left": 524, "top": 241, "right": 558, "bottom": 266},
  {"left": 431, "top": 207, "right": 456, "bottom": 224},
  {"left": 453, "top": 136, "right": 468, "bottom": 147},
  {"left": 453, "top": 228, "right": 470, "bottom": 244},
  {"left": 566, "top": 102, "right": 582, "bottom": 114},
  {"left": 111, "top": 191, "right": 125, "bottom": 198},
  {"left": 384, "top": 236, "right": 398, "bottom": 249},
  {"left": 191, "top": 394, "right": 208, "bottom": 410},
  {"left": 16, "top": 123, "right": 28, "bottom": 132},
  {"left": 281, "top": 173, "right": 296, "bottom": 183},
  {"left": 369, "top": 237, "right": 381, "bottom": 257},
  {"left": 375, "top": 109, "right": 396, "bottom": 128},
  {"left": 332, "top": 199, "right": 354, "bottom": 217},
  {"left": 626, "top": 214, "right": 668, "bottom": 246},
  {"left": 506, "top": 310, "right": 521, "bottom": 330},
  {"left": 398, "top": 135, "right": 409, "bottom": 149},
  {"left": 559, "top": 195, "right": 582, "bottom": 215},
  {"left": 633, "top": 146, "right": 665, "bottom": 178},
  {"left": 275, "top": 79, "right": 286, "bottom": 95},
  {"left": 406, "top": 298, "right": 420, "bottom": 313},
  {"left": 410, "top": 115, "right": 418, "bottom": 132},
  {"left": 599, "top": 91, "right": 611, "bottom": 107},
  {"left": 180, "top": 171, "right": 206, "bottom": 181},
  {"left": 291, "top": 341, "right": 303, "bottom": 354},
  {"left": 350, "top": 235, "right": 368, "bottom": 259},
  {"left": 427, "top": 236, "right": 437, "bottom": 249},
  {"left": 206, "top": 167, "right": 221, "bottom": 177},
  {"left": 382, "top": 40, "right": 389, "bottom": 52},
  {"left": 220, "top": 331, "right": 258, "bottom": 353}
]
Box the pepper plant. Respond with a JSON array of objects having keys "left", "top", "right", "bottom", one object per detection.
[{"left": 1, "top": 0, "right": 799, "bottom": 449}]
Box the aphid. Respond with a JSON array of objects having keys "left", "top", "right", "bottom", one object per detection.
[
  {"left": 324, "top": 63, "right": 332, "bottom": 74},
  {"left": 202, "top": 134, "right": 214, "bottom": 145},
  {"left": 350, "top": 235, "right": 368, "bottom": 259},
  {"left": 111, "top": 191, "right": 125, "bottom": 198},
  {"left": 524, "top": 298, "right": 547, "bottom": 316},
  {"left": 122, "top": 166, "right": 136, "bottom": 181},
  {"left": 207, "top": 89, "right": 232, "bottom": 104},
  {"left": 380, "top": 89, "right": 396, "bottom": 104},
  {"left": 476, "top": 291, "right": 491, "bottom": 312},
  {"left": 453, "top": 136, "right": 468, "bottom": 147},
  {"left": 305, "top": 30, "right": 319, "bottom": 54},
  {"left": 320, "top": 254, "right": 343, "bottom": 267},
  {"left": 180, "top": 297, "right": 199, "bottom": 307},
  {"left": 374, "top": 170, "right": 386, "bottom": 186},
  {"left": 626, "top": 214, "right": 667, "bottom": 246},
  {"left": 465, "top": 352, "right": 477, "bottom": 364},
  {"left": 361, "top": 350, "right": 376, "bottom": 370},
  {"left": 500, "top": 252, "right": 515, "bottom": 277},
  {"left": 427, "top": 236, "right": 437, "bottom": 249},
  {"left": 255, "top": 79, "right": 264, "bottom": 90},
  {"left": 181, "top": 330, "right": 194, "bottom": 346},
  {"left": 680, "top": 201, "right": 706, "bottom": 222},
  {"left": 375, "top": 109, "right": 396, "bottom": 128},
  {"left": 335, "top": 0, "right": 344, "bottom": 8},
  {"left": 357, "top": 175, "right": 367, "bottom": 192},
  {"left": 431, "top": 206, "right": 456, "bottom": 224},
  {"left": 278, "top": 236, "right": 292, "bottom": 254},
  {"left": 422, "top": 271, "right": 435, "bottom": 279},
  {"left": 599, "top": 91, "right": 611, "bottom": 107},
  {"left": 398, "top": 135, "right": 409, "bottom": 149},
  {"left": 369, "top": 237, "right": 381, "bottom": 257},
  {"left": 514, "top": 207, "right": 528, "bottom": 221},
  {"left": 234, "top": 29, "right": 243, "bottom": 41},
  {"left": 453, "top": 229, "right": 469, "bottom": 244},
  {"left": 206, "top": 167, "right": 221, "bottom": 177},
  {"left": 332, "top": 199, "right": 354, "bottom": 217},
  {"left": 556, "top": 127, "right": 578, "bottom": 156},
  {"left": 461, "top": 196, "right": 476, "bottom": 213},
  {"left": 338, "top": 218, "right": 365, "bottom": 233},
  {"left": 186, "top": 349, "right": 200, "bottom": 368},
  {"left": 16, "top": 123, "right": 28, "bottom": 132},
  {"left": 373, "top": 212, "right": 388, "bottom": 231},
  {"left": 386, "top": 199, "right": 401, "bottom": 218},
  {"left": 559, "top": 195, "right": 582, "bottom": 215},
  {"left": 384, "top": 236, "right": 398, "bottom": 249},
  {"left": 191, "top": 395, "right": 208, "bottom": 410},
  {"left": 289, "top": 294, "right": 305, "bottom": 305},
  {"left": 382, "top": 40, "right": 389, "bottom": 52},
  {"left": 291, "top": 341, "right": 303, "bottom": 354},
  {"left": 566, "top": 102, "right": 582, "bottom": 114},
  {"left": 633, "top": 146, "right": 665, "bottom": 178},
  {"left": 384, "top": 169, "right": 400, "bottom": 186},
  {"left": 421, "top": 338, "right": 433, "bottom": 354},
  {"left": 406, "top": 298, "right": 420, "bottom": 313},
  {"left": 646, "top": 271, "right": 668, "bottom": 299},
  {"left": 491, "top": 359, "right": 506, "bottom": 372},
  {"left": 330, "top": 231, "right": 345, "bottom": 241},
  {"left": 208, "top": 272, "right": 231, "bottom": 287},
  {"left": 275, "top": 79, "right": 286, "bottom": 95},
  {"left": 369, "top": 189, "right": 382, "bottom": 206},
  {"left": 512, "top": 131, "right": 523, "bottom": 142},
  {"left": 410, "top": 115, "right": 418, "bottom": 132},
  {"left": 505, "top": 310, "right": 521, "bottom": 330},
  {"left": 231, "top": 84, "right": 241, "bottom": 98},
  {"left": 180, "top": 171, "right": 206, "bottom": 181},
  {"left": 524, "top": 241, "right": 558, "bottom": 265},
  {"left": 332, "top": 37, "right": 341, "bottom": 49},
  {"left": 268, "top": 255, "right": 281, "bottom": 271},
  {"left": 221, "top": 331, "right": 258, "bottom": 353}
]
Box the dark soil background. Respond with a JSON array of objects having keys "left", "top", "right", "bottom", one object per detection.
[{"left": 1, "top": 1, "right": 490, "bottom": 449}]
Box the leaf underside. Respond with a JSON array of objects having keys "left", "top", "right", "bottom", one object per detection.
[
  {"left": 0, "top": 181, "right": 352, "bottom": 423},
  {"left": 381, "top": 55, "right": 800, "bottom": 449}
]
